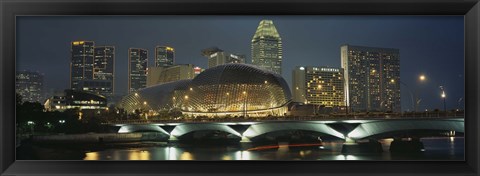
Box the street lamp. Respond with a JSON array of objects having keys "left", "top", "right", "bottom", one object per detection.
[
  {"left": 419, "top": 75, "right": 426, "bottom": 81},
  {"left": 440, "top": 86, "right": 447, "bottom": 113}
]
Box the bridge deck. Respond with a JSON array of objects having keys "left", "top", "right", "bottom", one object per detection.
[{"left": 105, "top": 113, "right": 464, "bottom": 125}]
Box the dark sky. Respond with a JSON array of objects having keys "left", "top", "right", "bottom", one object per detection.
[{"left": 17, "top": 16, "right": 464, "bottom": 111}]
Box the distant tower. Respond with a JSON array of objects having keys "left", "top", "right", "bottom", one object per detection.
[
  {"left": 202, "top": 47, "right": 245, "bottom": 68},
  {"left": 70, "top": 41, "right": 95, "bottom": 90},
  {"left": 251, "top": 20, "right": 283, "bottom": 74},
  {"left": 16, "top": 70, "right": 44, "bottom": 103},
  {"left": 128, "top": 48, "right": 148, "bottom": 93},
  {"left": 93, "top": 46, "right": 115, "bottom": 96},
  {"left": 155, "top": 46, "right": 175, "bottom": 67},
  {"left": 341, "top": 44, "right": 401, "bottom": 112}
]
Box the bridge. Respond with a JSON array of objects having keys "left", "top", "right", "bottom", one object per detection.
[{"left": 106, "top": 115, "right": 464, "bottom": 149}]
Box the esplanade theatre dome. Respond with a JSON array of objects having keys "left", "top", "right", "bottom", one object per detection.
[{"left": 118, "top": 63, "right": 292, "bottom": 117}]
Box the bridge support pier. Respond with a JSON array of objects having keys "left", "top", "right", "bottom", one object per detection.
[
  {"left": 389, "top": 138, "right": 424, "bottom": 153},
  {"left": 239, "top": 136, "right": 253, "bottom": 150},
  {"left": 168, "top": 135, "right": 179, "bottom": 143},
  {"left": 341, "top": 139, "right": 383, "bottom": 154}
]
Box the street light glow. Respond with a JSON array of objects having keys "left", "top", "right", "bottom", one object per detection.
[
  {"left": 419, "top": 75, "right": 426, "bottom": 81},
  {"left": 441, "top": 91, "right": 446, "bottom": 98}
]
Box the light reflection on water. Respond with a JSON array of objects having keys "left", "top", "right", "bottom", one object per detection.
[{"left": 80, "top": 137, "right": 463, "bottom": 161}]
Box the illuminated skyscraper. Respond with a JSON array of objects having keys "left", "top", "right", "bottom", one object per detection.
[
  {"left": 155, "top": 46, "right": 175, "bottom": 67},
  {"left": 341, "top": 44, "right": 401, "bottom": 112},
  {"left": 292, "top": 66, "right": 345, "bottom": 107},
  {"left": 16, "top": 70, "right": 44, "bottom": 103},
  {"left": 251, "top": 20, "right": 283, "bottom": 74},
  {"left": 70, "top": 41, "right": 95, "bottom": 90},
  {"left": 202, "top": 47, "right": 245, "bottom": 68},
  {"left": 128, "top": 48, "right": 148, "bottom": 93},
  {"left": 93, "top": 46, "right": 115, "bottom": 96}
]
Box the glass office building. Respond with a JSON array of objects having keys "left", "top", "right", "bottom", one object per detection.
[
  {"left": 155, "top": 46, "right": 175, "bottom": 67},
  {"left": 93, "top": 46, "right": 115, "bottom": 96},
  {"left": 251, "top": 20, "right": 283, "bottom": 74},
  {"left": 128, "top": 48, "right": 148, "bottom": 93},
  {"left": 70, "top": 41, "right": 95, "bottom": 90}
]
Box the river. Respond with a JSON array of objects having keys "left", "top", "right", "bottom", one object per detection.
[{"left": 17, "top": 137, "right": 464, "bottom": 160}]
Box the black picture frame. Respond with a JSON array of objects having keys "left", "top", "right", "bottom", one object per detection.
[{"left": 1, "top": 0, "right": 479, "bottom": 175}]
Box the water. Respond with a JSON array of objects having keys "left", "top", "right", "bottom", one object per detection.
[{"left": 17, "top": 137, "right": 464, "bottom": 160}]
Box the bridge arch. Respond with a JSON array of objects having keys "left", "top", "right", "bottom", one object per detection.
[
  {"left": 242, "top": 122, "right": 345, "bottom": 140},
  {"left": 347, "top": 119, "right": 464, "bottom": 140},
  {"left": 118, "top": 124, "right": 169, "bottom": 135},
  {"left": 170, "top": 123, "right": 242, "bottom": 138}
]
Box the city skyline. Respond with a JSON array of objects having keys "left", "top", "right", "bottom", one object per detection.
[{"left": 17, "top": 16, "right": 464, "bottom": 111}]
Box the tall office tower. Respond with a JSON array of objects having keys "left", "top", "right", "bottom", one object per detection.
[
  {"left": 341, "top": 44, "right": 401, "bottom": 112},
  {"left": 251, "top": 20, "right": 283, "bottom": 74},
  {"left": 146, "top": 64, "right": 195, "bottom": 87},
  {"left": 70, "top": 41, "right": 95, "bottom": 90},
  {"left": 16, "top": 70, "right": 44, "bottom": 103},
  {"left": 93, "top": 46, "right": 115, "bottom": 96},
  {"left": 128, "top": 48, "right": 148, "bottom": 93},
  {"left": 202, "top": 47, "right": 245, "bottom": 68},
  {"left": 292, "top": 66, "right": 345, "bottom": 107},
  {"left": 155, "top": 46, "right": 175, "bottom": 67}
]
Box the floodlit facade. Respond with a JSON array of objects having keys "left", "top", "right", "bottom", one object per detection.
[
  {"left": 251, "top": 20, "right": 283, "bottom": 74},
  {"left": 44, "top": 89, "right": 107, "bottom": 112},
  {"left": 128, "top": 48, "right": 148, "bottom": 93},
  {"left": 292, "top": 66, "right": 345, "bottom": 107},
  {"left": 118, "top": 64, "right": 292, "bottom": 117},
  {"left": 341, "top": 44, "right": 401, "bottom": 112},
  {"left": 16, "top": 70, "right": 44, "bottom": 103},
  {"left": 155, "top": 46, "right": 175, "bottom": 67}
]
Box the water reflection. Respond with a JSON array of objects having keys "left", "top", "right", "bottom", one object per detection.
[
  {"left": 235, "top": 151, "right": 251, "bottom": 160},
  {"left": 76, "top": 137, "right": 464, "bottom": 161}
]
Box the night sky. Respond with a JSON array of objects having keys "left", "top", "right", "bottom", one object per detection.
[{"left": 16, "top": 16, "right": 464, "bottom": 111}]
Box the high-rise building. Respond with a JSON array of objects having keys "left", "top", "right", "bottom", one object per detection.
[
  {"left": 128, "top": 48, "right": 148, "bottom": 93},
  {"left": 146, "top": 64, "right": 195, "bottom": 87},
  {"left": 16, "top": 70, "right": 44, "bottom": 103},
  {"left": 341, "top": 44, "right": 401, "bottom": 112},
  {"left": 202, "top": 47, "right": 245, "bottom": 68},
  {"left": 70, "top": 41, "right": 95, "bottom": 90},
  {"left": 93, "top": 46, "right": 115, "bottom": 96},
  {"left": 155, "top": 46, "right": 175, "bottom": 67},
  {"left": 292, "top": 66, "right": 345, "bottom": 107},
  {"left": 251, "top": 20, "right": 283, "bottom": 74}
]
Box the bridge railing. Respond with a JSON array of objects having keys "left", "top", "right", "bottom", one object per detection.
[{"left": 103, "top": 111, "right": 464, "bottom": 125}]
